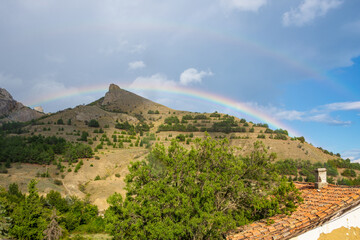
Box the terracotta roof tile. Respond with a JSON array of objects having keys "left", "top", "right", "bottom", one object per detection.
[{"left": 226, "top": 182, "right": 360, "bottom": 240}]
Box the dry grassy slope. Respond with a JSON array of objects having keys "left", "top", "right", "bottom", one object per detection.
[
  {"left": 0, "top": 148, "right": 148, "bottom": 212},
  {"left": 1, "top": 84, "right": 340, "bottom": 211},
  {"left": 156, "top": 131, "right": 337, "bottom": 163},
  {"left": 62, "top": 148, "right": 148, "bottom": 211}
]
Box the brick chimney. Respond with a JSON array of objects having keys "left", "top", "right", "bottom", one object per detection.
[{"left": 315, "top": 168, "right": 328, "bottom": 189}]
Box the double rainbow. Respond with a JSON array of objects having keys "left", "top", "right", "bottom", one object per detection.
[{"left": 28, "top": 83, "right": 301, "bottom": 137}]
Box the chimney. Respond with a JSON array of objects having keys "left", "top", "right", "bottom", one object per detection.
[{"left": 315, "top": 168, "right": 328, "bottom": 189}]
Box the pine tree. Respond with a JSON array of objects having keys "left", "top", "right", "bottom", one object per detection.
[
  {"left": 9, "top": 179, "right": 48, "bottom": 239},
  {"left": 0, "top": 201, "right": 11, "bottom": 238}
]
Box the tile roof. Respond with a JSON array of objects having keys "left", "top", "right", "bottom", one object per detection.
[{"left": 226, "top": 182, "right": 360, "bottom": 240}]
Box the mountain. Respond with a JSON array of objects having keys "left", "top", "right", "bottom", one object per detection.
[
  {"left": 25, "top": 83, "right": 336, "bottom": 163},
  {"left": 98, "top": 83, "right": 172, "bottom": 114},
  {"left": 0, "top": 88, "right": 44, "bottom": 122}
]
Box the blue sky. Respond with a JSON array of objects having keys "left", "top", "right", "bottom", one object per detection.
[{"left": 0, "top": 0, "right": 359, "bottom": 161}]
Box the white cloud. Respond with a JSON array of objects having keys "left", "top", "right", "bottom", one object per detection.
[
  {"left": 179, "top": 68, "right": 213, "bottom": 86},
  {"left": 129, "top": 73, "right": 177, "bottom": 90},
  {"left": 128, "top": 73, "right": 178, "bottom": 104},
  {"left": 130, "top": 67, "right": 213, "bottom": 90},
  {"left": 323, "top": 101, "right": 360, "bottom": 111},
  {"left": 283, "top": 0, "right": 343, "bottom": 27},
  {"left": 128, "top": 61, "right": 146, "bottom": 70},
  {"left": 342, "top": 149, "right": 360, "bottom": 162},
  {"left": 247, "top": 101, "right": 352, "bottom": 126},
  {"left": 305, "top": 113, "right": 351, "bottom": 125},
  {"left": 221, "top": 0, "right": 268, "bottom": 12}
]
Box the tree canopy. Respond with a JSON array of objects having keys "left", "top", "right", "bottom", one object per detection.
[{"left": 105, "top": 136, "right": 302, "bottom": 239}]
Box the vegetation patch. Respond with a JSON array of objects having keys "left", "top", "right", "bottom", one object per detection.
[{"left": 105, "top": 136, "right": 302, "bottom": 239}]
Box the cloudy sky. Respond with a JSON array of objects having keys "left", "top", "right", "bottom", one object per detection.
[{"left": 0, "top": 0, "right": 359, "bottom": 161}]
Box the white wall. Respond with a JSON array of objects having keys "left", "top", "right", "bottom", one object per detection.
[{"left": 291, "top": 204, "right": 360, "bottom": 240}]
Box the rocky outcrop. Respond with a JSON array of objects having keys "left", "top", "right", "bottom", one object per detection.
[
  {"left": 0, "top": 88, "right": 17, "bottom": 117},
  {"left": 34, "top": 106, "right": 44, "bottom": 113},
  {"left": 0, "top": 88, "right": 44, "bottom": 122},
  {"left": 101, "top": 83, "right": 171, "bottom": 114}
]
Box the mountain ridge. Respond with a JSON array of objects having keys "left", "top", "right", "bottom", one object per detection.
[{"left": 0, "top": 88, "right": 44, "bottom": 122}]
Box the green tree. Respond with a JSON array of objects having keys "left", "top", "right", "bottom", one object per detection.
[
  {"left": 88, "top": 119, "right": 100, "bottom": 128},
  {"left": 9, "top": 179, "right": 48, "bottom": 239},
  {"left": 297, "top": 136, "right": 305, "bottom": 143},
  {"left": 0, "top": 199, "right": 11, "bottom": 238},
  {"left": 105, "top": 137, "right": 301, "bottom": 239},
  {"left": 79, "top": 131, "right": 89, "bottom": 142},
  {"left": 342, "top": 169, "right": 356, "bottom": 178},
  {"left": 8, "top": 183, "right": 22, "bottom": 197}
]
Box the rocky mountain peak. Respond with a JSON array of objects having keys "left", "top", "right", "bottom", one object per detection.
[
  {"left": 109, "top": 83, "right": 121, "bottom": 92},
  {"left": 0, "top": 88, "right": 14, "bottom": 101},
  {"left": 100, "top": 84, "right": 171, "bottom": 114},
  {"left": 0, "top": 88, "right": 44, "bottom": 122}
]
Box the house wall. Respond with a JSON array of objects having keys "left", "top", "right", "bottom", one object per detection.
[{"left": 290, "top": 204, "right": 360, "bottom": 240}]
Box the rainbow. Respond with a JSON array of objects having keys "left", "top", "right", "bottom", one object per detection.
[
  {"left": 90, "top": 20, "right": 323, "bottom": 79},
  {"left": 27, "top": 83, "right": 301, "bottom": 137}
]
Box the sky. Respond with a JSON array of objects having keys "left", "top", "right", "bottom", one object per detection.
[{"left": 0, "top": 0, "right": 359, "bottom": 161}]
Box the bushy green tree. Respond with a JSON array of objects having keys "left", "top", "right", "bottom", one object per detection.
[
  {"left": 9, "top": 179, "right": 48, "bottom": 239},
  {"left": 79, "top": 131, "right": 89, "bottom": 142},
  {"left": 105, "top": 137, "right": 301, "bottom": 239},
  {"left": 88, "top": 119, "right": 100, "bottom": 128},
  {"left": 0, "top": 199, "right": 11, "bottom": 238},
  {"left": 342, "top": 169, "right": 356, "bottom": 178}
]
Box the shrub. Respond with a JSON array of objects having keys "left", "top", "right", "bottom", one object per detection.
[
  {"left": 257, "top": 134, "right": 266, "bottom": 139},
  {"left": 79, "top": 131, "right": 89, "bottom": 142},
  {"left": 176, "top": 134, "right": 186, "bottom": 142},
  {"left": 210, "top": 112, "right": 220, "bottom": 118},
  {"left": 342, "top": 169, "right": 356, "bottom": 178},
  {"left": 164, "top": 116, "right": 180, "bottom": 125},
  {"left": 88, "top": 119, "right": 100, "bottom": 128},
  {"left": 54, "top": 179, "right": 63, "bottom": 185}
]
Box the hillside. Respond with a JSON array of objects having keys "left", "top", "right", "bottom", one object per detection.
[
  {"left": 23, "top": 84, "right": 336, "bottom": 162},
  {"left": 0, "top": 88, "right": 44, "bottom": 122},
  {"left": 0, "top": 84, "right": 342, "bottom": 211}
]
